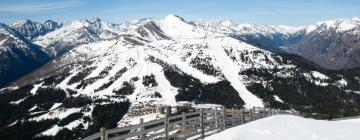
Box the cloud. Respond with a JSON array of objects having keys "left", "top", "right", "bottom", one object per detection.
[{"left": 0, "top": 1, "right": 84, "bottom": 13}]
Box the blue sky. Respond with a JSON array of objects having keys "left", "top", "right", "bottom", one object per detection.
[{"left": 0, "top": 0, "right": 359, "bottom": 26}]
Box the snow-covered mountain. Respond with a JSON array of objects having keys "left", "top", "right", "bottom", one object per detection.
[
  {"left": 190, "top": 19, "right": 302, "bottom": 36},
  {"left": 0, "top": 23, "right": 49, "bottom": 88},
  {"left": 190, "top": 19, "right": 303, "bottom": 52},
  {"left": 1, "top": 14, "right": 360, "bottom": 139},
  {"left": 33, "top": 18, "right": 126, "bottom": 56},
  {"left": 191, "top": 17, "right": 360, "bottom": 70},
  {"left": 305, "top": 17, "right": 360, "bottom": 33},
  {"left": 10, "top": 19, "right": 61, "bottom": 40},
  {"left": 280, "top": 18, "right": 360, "bottom": 69}
]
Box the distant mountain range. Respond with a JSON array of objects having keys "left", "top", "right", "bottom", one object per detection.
[
  {"left": 191, "top": 17, "right": 360, "bottom": 70},
  {"left": 0, "top": 14, "right": 360, "bottom": 139},
  {"left": 0, "top": 23, "right": 49, "bottom": 88},
  {"left": 1, "top": 15, "right": 360, "bottom": 88}
]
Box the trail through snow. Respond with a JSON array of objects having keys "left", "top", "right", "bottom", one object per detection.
[{"left": 207, "top": 38, "right": 264, "bottom": 108}]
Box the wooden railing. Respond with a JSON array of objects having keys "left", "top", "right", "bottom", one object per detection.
[
  {"left": 224, "top": 107, "right": 292, "bottom": 128},
  {"left": 82, "top": 107, "right": 294, "bottom": 140}
]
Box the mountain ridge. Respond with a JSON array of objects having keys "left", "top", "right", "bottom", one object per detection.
[{"left": 0, "top": 14, "right": 360, "bottom": 140}]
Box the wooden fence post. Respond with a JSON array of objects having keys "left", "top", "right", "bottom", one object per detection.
[
  {"left": 268, "top": 108, "right": 271, "bottom": 117},
  {"left": 251, "top": 107, "right": 254, "bottom": 121},
  {"left": 158, "top": 106, "right": 165, "bottom": 114},
  {"left": 165, "top": 114, "right": 169, "bottom": 140},
  {"left": 262, "top": 108, "right": 265, "bottom": 118},
  {"left": 182, "top": 112, "right": 186, "bottom": 136},
  {"left": 222, "top": 109, "right": 226, "bottom": 130},
  {"left": 201, "top": 109, "right": 205, "bottom": 139},
  {"left": 259, "top": 107, "right": 262, "bottom": 118},
  {"left": 257, "top": 107, "right": 261, "bottom": 119},
  {"left": 216, "top": 110, "right": 219, "bottom": 130},
  {"left": 139, "top": 118, "right": 144, "bottom": 139},
  {"left": 100, "top": 127, "right": 108, "bottom": 140},
  {"left": 242, "top": 110, "right": 245, "bottom": 124},
  {"left": 165, "top": 106, "right": 170, "bottom": 140},
  {"left": 166, "top": 106, "right": 171, "bottom": 115},
  {"left": 231, "top": 111, "right": 235, "bottom": 127}
]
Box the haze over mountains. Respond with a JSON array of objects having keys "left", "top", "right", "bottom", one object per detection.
[{"left": 0, "top": 14, "right": 360, "bottom": 139}]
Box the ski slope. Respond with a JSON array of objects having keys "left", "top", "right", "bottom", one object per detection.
[{"left": 205, "top": 115, "right": 360, "bottom": 140}]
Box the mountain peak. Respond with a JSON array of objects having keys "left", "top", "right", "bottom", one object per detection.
[
  {"left": 43, "top": 19, "right": 57, "bottom": 24},
  {"left": 164, "top": 14, "right": 186, "bottom": 23},
  {"left": 68, "top": 19, "right": 91, "bottom": 28},
  {"left": 306, "top": 17, "right": 360, "bottom": 33},
  {"left": 160, "top": 14, "right": 202, "bottom": 39},
  {"left": 0, "top": 23, "right": 14, "bottom": 34},
  {"left": 10, "top": 19, "right": 61, "bottom": 40},
  {"left": 11, "top": 19, "right": 34, "bottom": 27},
  {"left": 219, "top": 19, "right": 235, "bottom": 27},
  {"left": 270, "top": 25, "right": 304, "bottom": 34},
  {"left": 91, "top": 17, "right": 102, "bottom": 23},
  {"left": 351, "top": 17, "right": 360, "bottom": 21}
]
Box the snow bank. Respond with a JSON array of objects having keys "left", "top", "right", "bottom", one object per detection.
[
  {"left": 310, "top": 71, "right": 330, "bottom": 80},
  {"left": 205, "top": 115, "right": 360, "bottom": 140}
]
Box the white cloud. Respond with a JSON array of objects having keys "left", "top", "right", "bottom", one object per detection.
[{"left": 0, "top": 1, "right": 84, "bottom": 13}]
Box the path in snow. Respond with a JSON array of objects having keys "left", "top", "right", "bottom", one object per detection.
[{"left": 207, "top": 38, "right": 264, "bottom": 108}]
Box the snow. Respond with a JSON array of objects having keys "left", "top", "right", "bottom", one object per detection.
[
  {"left": 306, "top": 17, "right": 360, "bottom": 33},
  {"left": 314, "top": 81, "right": 329, "bottom": 86},
  {"left": 40, "top": 119, "right": 83, "bottom": 136},
  {"left": 337, "top": 79, "right": 348, "bottom": 86},
  {"left": 32, "top": 108, "right": 81, "bottom": 121},
  {"left": 150, "top": 63, "right": 178, "bottom": 105},
  {"left": 56, "top": 71, "right": 78, "bottom": 89},
  {"left": 302, "top": 73, "right": 329, "bottom": 86},
  {"left": 193, "top": 103, "right": 223, "bottom": 109},
  {"left": 30, "top": 82, "right": 42, "bottom": 95},
  {"left": 147, "top": 41, "right": 221, "bottom": 84},
  {"left": 310, "top": 71, "right": 330, "bottom": 80},
  {"left": 337, "top": 18, "right": 360, "bottom": 31},
  {"left": 8, "top": 120, "right": 18, "bottom": 127},
  {"left": 33, "top": 18, "right": 122, "bottom": 56},
  {"left": 339, "top": 117, "right": 360, "bottom": 123},
  {"left": 41, "top": 14, "right": 292, "bottom": 109},
  {"left": 181, "top": 17, "right": 303, "bottom": 37},
  {"left": 306, "top": 25, "right": 317, "bottom": 33},
  {"left": 120, "top": 113, "right": 161, "bottom": 126},
  {"left": 270, "top": 25, "right": 303, "bottom": 34},
  {"left": 160, "top": 14, "right": 205, "bottom": 39},
  {"left": 205, "top": 115, "right": 360, "bottom": 140},
  {"left": 28, "top": 106, "right": 39, "bottom": 112},
  {"left": 5, "top": 14, "right": 360, "bottom": 137},
  {"left": 206, "top": 37, "right": 264, "bottom": 108},
  {"left": 273, "top": 95, "right": 283, "bottom": 103},
  {"left": 40, "top": 125, "right": 62, "bottom": 136},
  {"left": 220, "top": 20, "right": 235, "bottom": 27},
  {"left": 338, "top": 21, "right": 358, "bottom": 31},
  {"left": 49, "top": 103, "right": 62, "bottom": 111},
  {"left": 9, "top": 97, "right": 27, "bottom": 105}
]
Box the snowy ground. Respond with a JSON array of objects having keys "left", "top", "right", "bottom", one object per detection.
[{"left": 205, "top": 115, "right": 360, "bottom": 140}]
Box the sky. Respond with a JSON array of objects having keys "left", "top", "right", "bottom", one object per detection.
[{"left": 0, "top": 0, "right": 359, "bottom": 26}]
